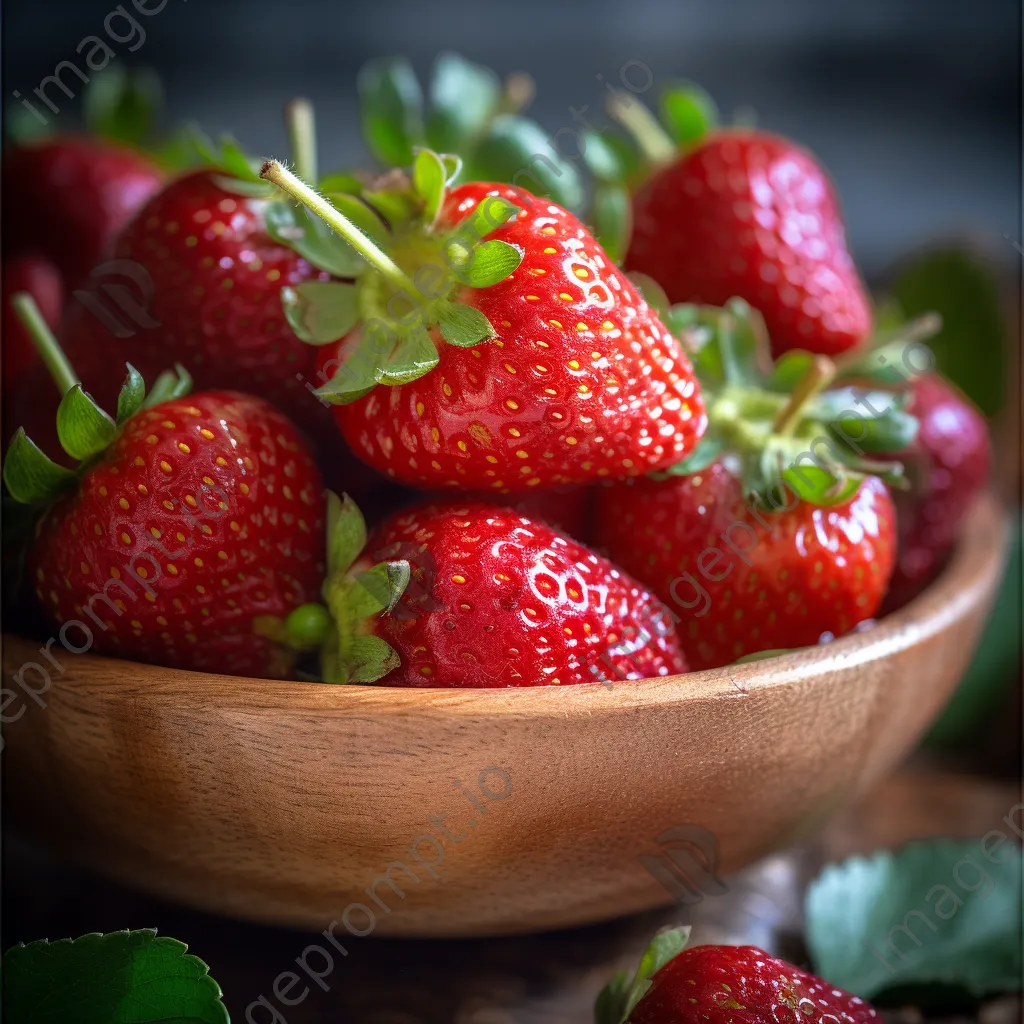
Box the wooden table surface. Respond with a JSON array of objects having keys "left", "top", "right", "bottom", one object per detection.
[{"left": 3, "top": 760, "right": 1020, "bottom": 1023}]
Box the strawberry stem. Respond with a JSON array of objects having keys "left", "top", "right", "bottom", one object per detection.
[
  {"left": 284, "top": 98, "right": 318, "bottom": 184},
  {"left": 11, "top": 292, "right": 79, "bottom": 396},
  {"left": 773, "top": 355, "right": 837, "bottom": 436},
  {"left": 260, "top": 159, "right": 423, "bottom": 303},
  {"left": 606, "top": 90, "right": 676, "bottom": 167}
]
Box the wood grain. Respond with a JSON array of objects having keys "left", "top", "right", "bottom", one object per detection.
[{"left": 1, "top": 494, "right": 1007, "bottom": 936}]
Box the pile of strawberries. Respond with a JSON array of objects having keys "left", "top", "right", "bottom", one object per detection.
[{"left": 2, "top": 61, "right": 991, "bottom": 691}]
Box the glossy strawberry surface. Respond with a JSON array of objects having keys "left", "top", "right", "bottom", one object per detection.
[
  {"left": 594, "top": 464, "right": 896, "bottom": 669},
  {"left": 366, "top": 502, "right": 687, "bottom": 686},
  {"left": 882, "top": 374, "right": 991, "bottom": 609},
  {"left": 626, "top": 131, "right": 872, "bottom": 358},
  {"left": 59, "top": 170, "right": 334, "bottom": 436},
  {"left": 30, "top": 392, "right": 325, "bottom": 678},
  {"left": 3, "top": 137, "right": 163, "bottom": 286},
  {"left": 630, "top": 945, "right": 879, "bottom": 1022},
  {"left": 325, "top": 182, "right": 706, "bottom": 492}
]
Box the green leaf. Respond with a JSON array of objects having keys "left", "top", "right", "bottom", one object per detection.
[
  {"left": 56, "top": 385, "right": 117, "bottom": 461},
  {"left": 581, "top": 131, "right": 630, "bottom": 184},
  {"left": 627, "top": 272, "right": 670, "bottom": 320},
  {"left": 469, "top": 114, "right": 586, "bottom": 213},
  {"left": 140, "top": 364, "right": 192, "bottom": 410},
  {"left": 659, "top": 81, "right": 718, "bottom": 147},
  {"left": 806, "top": 839, "right": 1023, "bottom": 1002},
  {"left": 594, "top": 926, "right": 692, "bottom": 1024},
  {"left": 358, "top": 56, "right": 425, "bottom": 167},
  {"left": 768, "top": 350, "right": 815, "bottom": 392},
  {"left": 591, "top": 184, "right": 632, "bottom": 265},
  {"left": 412, "top": 148, "right": 447, "bottom": 225},
  {"left": 379, "top": 327, "right": 439, "bottom": 385},
  {"left": 265, "top": 201, "right": 364, "bottom": 277},
  {"left": 187, "top": 126, "right": 261, "bottom": 182},
  {"left": 322, "top": 192, "right": 390, "bottom": 246},
  {"left": 3, "top": 429, "right": 77, "bottom": 505},
  {"left": 347, "top": 633, "right": 402, "bottom": 683},
  {"left": 116, "top": 364, "right": 146, "bottom": 425},
  {"left": 318, "top": 171, "right": 365, "bottom": 195},
  {"left": 662, "top": 434, "right": 725, "bottom": 476},
  {"left": 361, "top": 187, "right": 420, "bottom": 229},
  {"left": 212, "top": 175, "right": 275, "bottom": 199},
  {"left": 282, "top": 281, "right": 359, "bottom": 345},
  {"left": 351, "top": 559, "right": 412, "bottom": 618},
  {"left": 2, "top": 928, "right": 229, "bottom": 1024},
  {"left": 437, "top": 302, "right": 496, "bottom": 348},
  {"left": 464, "top": 195, "right": 521, "bottom": 241},
  {"left": 828, "top": 408, "right": 919, "bottom": 455},
  {"left": 326, "top": 491, "right": 367, "bottom": 577},
  {"left": 426, "top": 52, "right": 501, "bottom": 153},
  {"left": 887, "top": 248, "right": 1005, "bottom": 415},
  {"left": 83, "top": 65, "right": 162, "bottom": 147},
  {"left": 454, "top": 240, "right": 524, "bottom": 289},
  {"left": 781, "top": 465, "right": 860, "bottom": 506},
  {"left": 441, "top": 153, "right": 463, "bottom": 185}
]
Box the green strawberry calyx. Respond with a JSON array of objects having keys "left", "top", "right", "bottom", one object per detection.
[
  {"left": 259, "top": 154, "right": 526, "bottom": 405},
  {"left": 657, "top": 297, "right": 937, "bottom": 508},
  {"left": 256, "top": 492, "right": 411, "bottom": 684},
  {"left": 2, "top": 292, "right": 192, "bottom": 507},
  {"left": 594, "top": 926, "right": 692, "bottom": 1024}
]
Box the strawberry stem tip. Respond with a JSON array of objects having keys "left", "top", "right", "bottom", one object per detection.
[
  {"left": 11, "top": 291, "right": 80, "bottom": 397},
  {"left": 284, "top": 97, "right": 318, "bottom": 184},
  {"left": 259, "top": 159, "right": 422, "bottom": 301}
]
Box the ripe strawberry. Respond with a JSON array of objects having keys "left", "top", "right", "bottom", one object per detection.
[
  {"left": 261, "top": 158, "right": 706, "bottom": 492},
  {"left": 57, "top": 169, "right": 335, "bottom": 436},
  {"left": 594, "top": 306, "right": 905, "bottom": 669},
  {"left": 881, "top": 373, "right": 991, "bottom": 610},
  {"left": 597, "top": 928, "right": 878, "bottom": 1023},
  {"left": 3, "top": 137, "right": 163, "bottom": 286},
  {"left": 3, "top": 254, "right": 63, "bottom": 390},
  {"left": 316, "top": 499, "right": 686, "bottom": 686},
  {"left": 625, "top": 131, "right": 872, "bottom": 359}
]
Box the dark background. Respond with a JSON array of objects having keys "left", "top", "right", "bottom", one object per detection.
[{"left": 3, "top": 0, "right": 1022, "bottom": 278}]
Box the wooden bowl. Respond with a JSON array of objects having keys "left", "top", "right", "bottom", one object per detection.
[{"left": 2, "top": 494, "right": 1007, "bottom": 937}]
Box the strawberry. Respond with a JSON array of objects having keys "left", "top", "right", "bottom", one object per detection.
[
  {"left": 312, "top": 498, "right": 686, "bottom": 686},
  {"left": 596, "top": 928, "right": 879, "bottom": 1023},
  {"left": 261, "top": 155, "right": 706, "bottom": 492},
  {"left": 594, "top": 302, "right": 905, "bottom": 669},
  {"left": 2, "top": 137, "right": 163, "bottom": 286},
  {"left": 4, "top": 297, "right": 326, "bottom": 679},
  {"left": 2, "top": 254, "right": 63, "bottom": 390},
  {"left": 625, "top": 130, "right": 872, "bottom": 359},
  {"left": 880, "top": 373, "right": 991, "bottom": 610}
]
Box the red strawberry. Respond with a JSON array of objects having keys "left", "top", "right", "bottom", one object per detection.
[
  {"left": 3, "top": 254, "right": 63, "bottom": 389},
  {"left": 506, "top": 484, "right": 593, "bottom": 541},
  {"left": 261, "top": 159, "right": 706, "bottom": 492},
  {"left": 881, "top": 373, "right": 991, "bottom": 610},
  {"left": 58, "top": 169, "right": 334, "bottom": 436},
  {"left": 597, "top": 930, "right": 878, "bottom": 1023},
  {"left": 318, "top": 500, "right": 686, "bottom": 687},
  {"left": 625, "top": 131, "right": 872, "bottom": 359},
  {"left": 3, "top": 137, "right": 163, "bottom": 286}
]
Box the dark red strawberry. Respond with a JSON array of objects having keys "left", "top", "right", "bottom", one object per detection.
[
  {"left": 260, "top": 158, "right": 706, "bottom": 492},
  {"left": 3, "top": 254, "right": 63, "bottom": 389},
  {"left": 625, "top": 131, "right": 872, "bottom": 359},
  {"left": 3, "top": 137, "right": 163, "bottom": 286},
  {"left": 57, "top": 169, "right": 335, "bottom": 436},
  {"left": 881, "top": 373, "right": 991, "bottom": 610},
  {"left": 596, "top": 928, "right": 879, "bottom": 1023},
  {"left": 507, "top": 485, "right": 592, "bottom": 540},
  {"left": 594, "top": 306, "right": 905, "bottom": 669},
  {"left": 4, "top": 300, "right": 327, "bottom": 678},
  {"left": 314, "top": 499, "right": 686, "bottom": 687}
]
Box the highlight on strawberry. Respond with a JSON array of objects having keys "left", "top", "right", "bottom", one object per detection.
[{"left": 258, "top": 152, "right": 707, "bottom": 492}]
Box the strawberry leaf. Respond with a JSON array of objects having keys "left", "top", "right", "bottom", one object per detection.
[
  {"left": 348, "top": 633, "right": 402, "bottom": 683},
  {"left": 581, "top": 131, "right": 635, "bottom": 185},
  {"left": 595, "top": 926, "right": 692, "bottom": 1024},
  {"left": 455, "top": 239, "right": 524, "bottom": 289},
  {"left": 265, "top": 201, "right": 365, "bottom": 277},
  {"left": 318, "top": 171, "right": 365, "bottom": 195},
  {"left": 465, "top": 195, "right": 521, "bottom": 241},
  {"left": 116, "top": 364, "right": 146, "bottom": 425},
  {"left": 83, "top": 65, "right": 162, "bottom": 148},
  {"left": 140, "top": 364, "right": 192, "bottom": 410},
  {"left": 187, "top": 126, "right": 263, "bottom": 182},
  {"left": 426, "top": 52, "right": 501, "bottom": 153},
  {"left": 662, "top": 434, "right": 725, "bottom": 476},
  {"left": 282, "top": 282, "right": 359, "bottom": 345},
  {"left": 351, "top": 559, "right": 412, "bottom": 618},
  {"left": 659, "top": 81, "right": 718, "bottom": 147},
  {"left": 781, "top": 465, "right": 860, "bottom": 506},
  {"left": 2, "top": 928, "right": 229, "bottom": 1024},
  {"left": 326, "top": 491, "right": 367, "bottom": 577},
  {"left": 3, "top": 429, "right": 77, "bottom": 505},
  {"left": 379, "top": 326, "right": 439, "bottom": 385},
  {"left": 412, "top": 148, "right": 447, "bottom": 226},
  {"left": 441, "top": 153, "right": 463, "bottom": 185},
  {"left": 470, "top": 114, "right": 586, "bottom": 213},
  {"left": 591, "top": 184, "right": 632, "bottom": 265},
  {"left": 768, "top": 350, "right": 815, "bottom": 392},
  {"left": 56, "top": 385, "right": 117, "bottom": 461},
  {"left": 362, "top": 186, "right": 420, "bottom": 229},
  {"left": 437, "top": 302, "right": 496, "bottom": 348},
  {"left": 358, "top": 56, "right": 425, "bottom": 168},
  {"left": 322, "top": 192, "right": 390, "bottom": 246}
]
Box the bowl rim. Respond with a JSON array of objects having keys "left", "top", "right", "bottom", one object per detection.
[{"left": 2, "top": 493, "right": 1007, "bottom": 719}]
